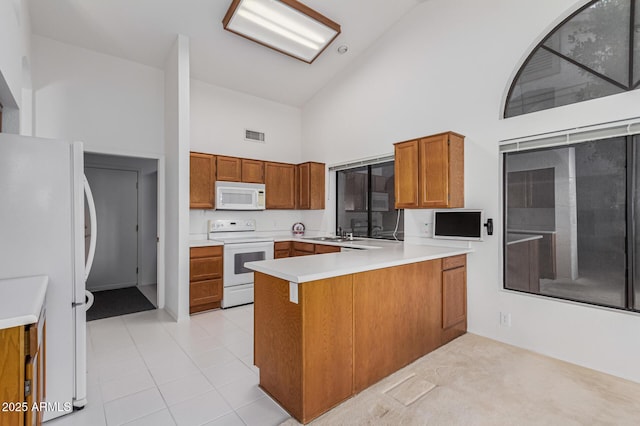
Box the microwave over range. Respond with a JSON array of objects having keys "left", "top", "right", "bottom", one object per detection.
[{"left": 216, "top": 181, "right": 266, "bottom": 210}]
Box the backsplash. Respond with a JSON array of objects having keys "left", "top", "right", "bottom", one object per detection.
[{"left": 189, "top": 209, "right": 322, "bottom": 237}]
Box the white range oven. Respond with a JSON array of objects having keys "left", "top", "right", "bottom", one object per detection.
[{"left": 208, "top": 219, "right": 274, "bottom": 308}]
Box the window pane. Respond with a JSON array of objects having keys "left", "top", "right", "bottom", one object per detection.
[
  {"left": 336, "top": 161, "right": 403, "bottom": 240},
  {"left": 635, "top": 0, "right": 640, "bottom": 87},
  {"left": 635, "top": 135, "right": 640, "bottom": 311},
  {"left": 544, "top": 0, "right": 630, "bottom": 87},
  {"left": 337, "top": 166, "right": 369, "bottom": 237},
  {"left": 506, "top": 49, "right": 625, "bottom": 117},
  {"left": 505, "top": 139, "right": 627, "bottom": 308}
]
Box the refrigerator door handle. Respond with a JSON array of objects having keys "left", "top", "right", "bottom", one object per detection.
[{"left": 84, "top": 174, "right": 97, "bottom": 282}]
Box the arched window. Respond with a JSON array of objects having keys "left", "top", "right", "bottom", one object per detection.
[{"left": 505, "top": 0, "right": 639, "bottom": 118}]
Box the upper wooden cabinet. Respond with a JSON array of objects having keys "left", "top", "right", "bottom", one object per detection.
[
  {"left": 242, "top": 159, "right": 265, "bottom": 184},
  {"left": 190, "top": 152, "right": 216, "bottom": 209},
  {"left": 394, "top": 131, "right": 464, "bottom": 209},
  {"left": 296, "top": 162, "right": 325, "bottom": 210},
  {"left": 216, "top": 156, "right": 242, "bottom": 182},
  {"left": 265, "top": 162, "right": 296, "bottom": 209}
]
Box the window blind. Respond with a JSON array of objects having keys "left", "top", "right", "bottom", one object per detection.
[{"left": 499, "top": 117, "right": 640, "bottom": 153}]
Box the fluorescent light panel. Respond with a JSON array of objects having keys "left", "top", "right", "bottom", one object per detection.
[{"left": 223, "top": 0, "right": 341, "bottom": 63}]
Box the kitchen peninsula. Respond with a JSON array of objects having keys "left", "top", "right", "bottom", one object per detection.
[{"left": 246, "top": 242, "right": 472, "bottom": 423}]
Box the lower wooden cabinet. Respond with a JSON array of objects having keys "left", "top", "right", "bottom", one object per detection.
[
  {"left": 441, "top": 254, "right": 467, "bottom": 345},
  {"left": 0, "top": 313, "right": 46, "bottom": 426},
  {"left": 190, "top": 246, "right": 223, "bottom": 314},
  {"left": 292, "top": 242, "right": 315, "bottom": 256},
  {"left": 274, "top": 241, "right": 292, "bottom": 259},
  {"left": 314, "top": 244, "right": 340, "bottom": 254}
]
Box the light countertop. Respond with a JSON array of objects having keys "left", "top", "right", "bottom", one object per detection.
[
  {"left": 190, "top": 233, "right": 392, "bottom": 249},
  {"left": 0, "top": 275, "right": 48, "bottom": 329},
  {"left": 245, "top": 242, "right": 472, "bottom": 283}
]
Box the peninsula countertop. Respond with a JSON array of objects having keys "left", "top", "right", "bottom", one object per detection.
[
  {"left": 0, "top": 275, "right": 48, "bottom": 329},
  {"left": 245, "top": 241, "right": 472, "bottom": 283}
]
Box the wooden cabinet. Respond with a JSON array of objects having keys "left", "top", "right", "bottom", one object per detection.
[
  {"left": 296, "top": 162, "right": 325, "bottom": 210},
  {"left": 254, "top": 255, "right": 467, "bottom": 423},
  {"left": 274, "top": 241, "right": 292, "bottom": 259},
  {"left": 441, "top": 255, "right": 467, "bottom": 345},
  {"left": 394, "top": 131, "right": 464, "bottom": 209},
  {"left": 292, "top": 241, "right": 315, "bottom": 256},
  {"left": 394, "top": 140, "right": 420, "bottom": 208},
  {"left": 0, "top": 315, "right": 46, "bottom": 426},
  {"left": 314, "top": 244, "right": 340, "bottom": 254},
  {"left": 215, "top": 156, "right": 266, "bottom": 184},
  {"left": 189, "top": 246, "right": 223, "bottom": 314},
  {"left": 265, "top": 162, "right": 296, "bottom": 209},
  {"left": 190, "top": 152, "right": 216, "bottom": 209},
  {"left": 278, "top": 241, "right": 340, "bottom": 257},
  {"left": 216, "top": 156, "right": 242, "bottom": 182},
  {"left": 242, "top": 159, "right": 265, "bottom": 184}
]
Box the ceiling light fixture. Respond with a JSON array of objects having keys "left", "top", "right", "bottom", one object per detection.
[{"left": 223, "top": 0, "right": 341, "bottom": 64}]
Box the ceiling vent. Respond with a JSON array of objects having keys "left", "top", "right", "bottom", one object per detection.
[{"left": 245, "top": 129, "right": 265, "bottom": 143}]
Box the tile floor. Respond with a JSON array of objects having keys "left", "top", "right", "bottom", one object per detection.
[{"left": 47, "top": 305, "right": 291, "bottom": 426}]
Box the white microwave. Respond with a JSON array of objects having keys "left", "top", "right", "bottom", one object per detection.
[{"left": 216, "top": 181, "right": 266, "bottom": 210}]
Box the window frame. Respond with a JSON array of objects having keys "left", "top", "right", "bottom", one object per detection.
[{"left": 504, "top": 0, "right": 639, "bottom": 118}]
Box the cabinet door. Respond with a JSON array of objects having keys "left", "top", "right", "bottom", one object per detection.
[
  {"left": 296, "top": 162, "right": 326, "bottom": 210},
  {"left": 419, "top": 134, "right": 449, "bottom": 208},
  {"left": 297, "top": 163, "right": 311, "bottom": 209},
  {"left": 394, "top": 140, "right": 419, "bottom": 208},
  {"left": 190, "top": 153, "right": 216, "bottom": 209},
  {"left": 190, "top": 279, "right": 223, "bottom": 313},
  {"left": 190, "top": 256, "right": 223, "bottom": 281},
  {"left": 242, "top": 159, "right": 265, "bottom": 183},
  {"left": 217, "top": 156, "right": 242, "bottom": 182},
  {"left": 265, "top": 162, "right": 296, "bottom": 209},
  {"left": 419, "top": 132, "right": 464, "bottom": 208},
  {"left": 442, "top": 266, "right": 466, "bottom": 329},
  {"left": 274, "top": 241, "right": 291, "bottom": 258}
]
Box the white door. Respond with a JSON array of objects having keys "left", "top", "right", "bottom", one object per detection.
[{"left": 85, "top": 167, "right": 138, "bottom": 291}]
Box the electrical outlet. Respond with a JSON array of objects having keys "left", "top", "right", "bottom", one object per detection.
[
  {"left": 499, "top": 312, "right": 512, "bottom": 327},
  {"left": 423, "top": 223, "right": 431, "bottom": 235}
]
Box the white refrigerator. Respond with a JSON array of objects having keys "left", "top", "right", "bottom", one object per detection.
[{"left": 0, "top": 134, "right": 97, "bottom": 421}]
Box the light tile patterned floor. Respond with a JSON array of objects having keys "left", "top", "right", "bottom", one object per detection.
[{"left": 47, "top": 305, "right": 290, "bottom": 426}]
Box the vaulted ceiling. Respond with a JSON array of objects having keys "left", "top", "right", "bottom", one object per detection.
[{"left": 27, "top": 0, "right": 423, "bottom": 106}]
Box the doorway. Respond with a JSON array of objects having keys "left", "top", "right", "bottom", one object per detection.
[{"left": 84, "top": 153, "right": 158, "bottom": 320}]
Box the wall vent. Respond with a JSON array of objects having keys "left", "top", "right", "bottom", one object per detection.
[{"left": 245, "top": 129, "right": 265, "bottom": 143}]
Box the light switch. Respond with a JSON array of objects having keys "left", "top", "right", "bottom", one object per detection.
[{"left": 289, "top": 282, "right": 298, "bottom": 304}]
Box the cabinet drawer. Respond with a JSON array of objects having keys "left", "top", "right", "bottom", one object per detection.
[
  {"left": 292, "top": 242, "right": 314, "bottom": 253},
  {"left": 190, "top": 279, "right": 222, "bottom": 306},
  {"left": 274, "top": 241, "right": 291, "bottom": 251},
  {"left": 190, "top": 256, "right": 223, "bottom": 280},
  {"left": 314, "top": 244, "right": 341, "bottom": 254},
  {"left": 275, "top": 249, "right": 291, "bottom": 259},
  {"left": 442, "top": 254, "right": 466, "bottom": 270},
  {"left": 293, "top": 250, "right": 314, "bottom": 257},
  {"left": 190, "top": 246, "right": 222, "bottom": 258}
]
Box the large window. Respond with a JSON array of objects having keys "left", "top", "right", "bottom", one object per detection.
[
  {"left": 336, "top": 161, "right": 403, "bottom": 240},
  {"left": 505, "top": 0, "right": 640, "bottom": 118},
  {"left": 503, "top": 135, "right": 640, "bottom": 311}
]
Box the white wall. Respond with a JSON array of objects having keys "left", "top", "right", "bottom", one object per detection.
[
  {"left": 31, "top": 36, "right": 164, "bottom": 155},
  {"left": 164, "top": 35, "right": 190, "bottom": 321},
  {"left": 189, "top": 79, "right": 307, "bottom": 235},
  {"left": 190, "top": 79, "right": 302, "bottom": 163},
  {"left": 0, "top": 0, "right": 31, "bottom": 132},
  {"left": 302, "top": 0, "right": 640, "bottom": 383}
]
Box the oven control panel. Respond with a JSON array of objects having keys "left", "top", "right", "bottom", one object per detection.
[{"left": 209, "top": 219, "right": 256, "bottom": 233}]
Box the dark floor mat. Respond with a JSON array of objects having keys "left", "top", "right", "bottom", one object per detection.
[{"left": 87, "top": 287, "right": 155, "bottom": 321}]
